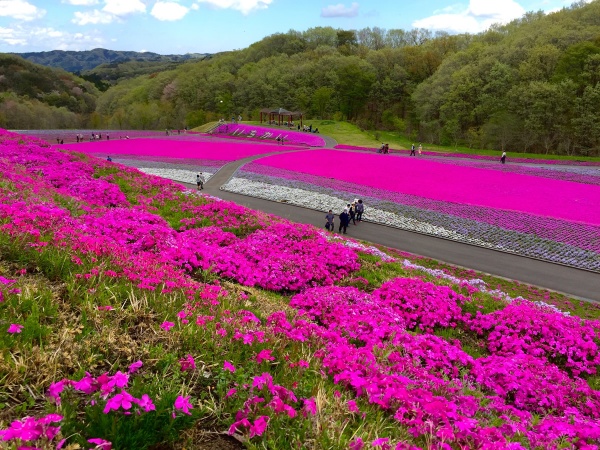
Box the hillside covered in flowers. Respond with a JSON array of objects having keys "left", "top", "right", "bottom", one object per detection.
[{"left": 1, "top": 129, "right": 600, "bottom": 450}]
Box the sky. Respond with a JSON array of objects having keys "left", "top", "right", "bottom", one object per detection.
[{"left": 0, "top": 0, "right": 593, "bottom": 55}]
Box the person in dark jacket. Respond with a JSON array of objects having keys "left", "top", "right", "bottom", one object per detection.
[
  {"left": 347, "top": 203, "right": 356, "bottom": 225},
  {"left": 339, "top": 209, "right": 350, "bottom": 234}
]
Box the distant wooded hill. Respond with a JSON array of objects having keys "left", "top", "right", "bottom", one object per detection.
[{"left": 14, "top": 48, "right": 210, "bottom": 73}]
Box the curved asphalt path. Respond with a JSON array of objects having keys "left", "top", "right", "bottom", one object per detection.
[{"left": 180, "top": 139, "right": 600, "bottom": 302}]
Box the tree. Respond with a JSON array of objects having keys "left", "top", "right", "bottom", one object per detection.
[{"left": 312, "top": 86, "right": 333, "bottom": 119}]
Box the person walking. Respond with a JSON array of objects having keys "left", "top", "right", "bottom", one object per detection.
[
  {"left": 418, "top": 143, "right": 423, "bottom": 156},
  {"left": 501, "top": 151, "right": 506, "bottom": 164},
  {"left": 355, "top": 199, "right": 364, "bottom": 222},
  {"left": 325, "top": 210, "right": 335, "bottom": 232},
  {"left": 196, "top": 173, "right": 205, "bottom": 190},
  {"left": 348, "top": 203, "right": 356, "bottom": 225},
  {"left": 339, "top": 209, "right": 350, "bottom": 234},
  {"left": 410, "top": 144, "right": 416, "bottom": 156}
]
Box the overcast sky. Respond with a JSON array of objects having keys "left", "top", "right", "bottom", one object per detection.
[{"left": 0, "top": 0, "right": 592, "bottom": 54}]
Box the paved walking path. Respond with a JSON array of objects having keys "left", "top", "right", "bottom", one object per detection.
[{"left": 184, "top": 152, "right": 600, "bottom": 302}]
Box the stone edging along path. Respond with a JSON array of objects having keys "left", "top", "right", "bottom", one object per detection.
[{"left": 121, "top": 147, "right": 600, "bottom": 302}]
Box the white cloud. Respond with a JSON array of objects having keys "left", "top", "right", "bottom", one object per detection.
[
  {"left": 72, "top": 9, "right": 115, "bottom": 24},
  {"left": 0, "top": 0, "right": 46, "bottom": 21},
  {"left": 102, "top": 0, "right": 146, "bottom": 16},
  {"left": 151, "top": 1, "right": 190, "bottom": 20},
  {"left": 321, "top": 2, "right": 359, "bottom": 18},
  {"left": 194, "top": 0, "right": 273, "bottom": 15},
  {"left": 413, "top": 0, "right": 526, "bottom": 33},
  {"left": 0, "top": 25, "right": 104, "bottom": 50},
  {"left": 61, "top": 0, "right": 100, "bottom": 5}
]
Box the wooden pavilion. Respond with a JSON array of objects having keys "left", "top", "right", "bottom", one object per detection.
[{"left": 259, "top": 108, "right": 303, "bottom": 127}]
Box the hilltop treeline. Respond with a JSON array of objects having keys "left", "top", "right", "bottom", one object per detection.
[{"left": 6, "top": 0, "right": 600, "bottom": 155}]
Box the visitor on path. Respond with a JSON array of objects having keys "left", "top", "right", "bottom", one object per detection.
[
  {"left": 196, "top": 173, "right": 205, "bottom": 190},
  {"left": 325, "top": 210, "right": 335, "bottom": 231},
  {"left": 418, "top": 144, "right": 422, "bottom": 156},
  {"left": 410, "top": 144, "right": 416, "bottom": 156},
  {"left": 355, "top": 199, "right": 364, "bottom": 222},
  {"left": 339, "top": 209, "right": 350, "bottom": 234},
  {"left": 348, "top": 203, "right": 356, "bottom": 225},
  {"left": 501, "top": 151, "right": 506, "bottom": 164},
  {"left": 107, "top": 156, "right": 112, "bottom": 162}
]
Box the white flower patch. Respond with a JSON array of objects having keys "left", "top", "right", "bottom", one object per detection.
[
  {"left": 138, "top": 168, "right": 213, "bottom": 185},
  {"left": 223, "top": 178, "right": 495, "bottom": 249}
]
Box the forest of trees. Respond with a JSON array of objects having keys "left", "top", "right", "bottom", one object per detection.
[{"left": 2, "top": 0, "right": 600, "bottom": 155}]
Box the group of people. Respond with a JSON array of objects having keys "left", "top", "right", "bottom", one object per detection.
[
  {"left": 378, "top": 143, "right": 390, "bottom": 154},
  {"left": 325, "top": 199, "right": 364, "bottom": 234},
  {"left": 409, "top": 144, "right": 423, "bottom": 156}
]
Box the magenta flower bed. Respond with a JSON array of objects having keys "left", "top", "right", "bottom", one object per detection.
[
  {"left": 334, "top": 144, "right": 600, "bottom": 167},
  {"left": 253, "top": 150, "right": 600, "bottom": 225},
  {"left": 214, "top": 123, "right": 325, "bottom": 147},
  {"left": 60, "top": 138, "right": 300, "bottom": 162}
]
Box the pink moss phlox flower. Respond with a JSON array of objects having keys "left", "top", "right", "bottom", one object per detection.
[
  {"left": 160, "top": 321, "right": 175, "bottom": 331},
  {"left": 179, "top": 354, "right": 196, "bottom": 372},
  {"left": 7, "top": 323, "right": 23, "bottom": 334},
  {"left": 128, "top": 360, "right": 143, "bottom": 374},
  {"left": 223, "top": 361, "right": 236, "bottom": 373},
  {"left": 226, "top": 388, "right": 237, "bottom": 398},
  {"left": 47, "top": 380, "right": 72, "bottom": 405},
  {"left": 372, "top": 437, "right": 390, "bottom": 448},
  {"left": 103, "top": 391, "right": 134, "bottom": 414},
  {"left": 174, "top": 395, "right": 193, "bottom": 415},
  {"left": 88, "top": 438, "right": 112, "bottom": 449},
  {"left": 134, "top": 394, "right": 156, "bottom": 412},
  {"left": 249, "top": 415, "right": 269, "bottom": 438},
  {"left": 0, "top": 414, "right": 63, "bottom": 443},
  {"left": 73, "top": 373, "right": 98, "bottom": 394},
  {"left": 255, "top": 349, "right": 275, "bottom": 364},
  {"left": 347, "top": 400, "right": 360, "bottom": 413},
  {"left": 349, "top": 437, "right": 364, "bottom": 450},
  {"left": 97, "top": 305, "right": 114, "bottom": 311},
  {"left": 252, "top": 372, "right": 274, "bottom": 391},
  {"left": 107, "top": 371, "right": 129, "bottom": 389},
  {"left": 228, "top": 418, "right": 251, "bottom": 435},
  {"left": 302, "top": 398, "right": 317, "bottom": 417},
  {"left": 0, "top": 276, "right": 16, "bottom": 285},
  {"left": 267, "top": 396, "right": 297, "bottom": 418}
]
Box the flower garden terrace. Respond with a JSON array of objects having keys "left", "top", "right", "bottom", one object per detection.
[
  {"left": 2, "top": 129, "right": 600, "bottom": 449},
  {"left": 223, "top": 149, "right": 600, "bottom": 273}
]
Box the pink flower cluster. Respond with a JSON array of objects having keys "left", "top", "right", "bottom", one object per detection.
[
  {"left": 0, "top": 413, "right": 63, "bottom": 445},
  {"left": 277, "top": 278, "right": 600, "bottom": 447},
  {"left": 466, "top": 300, "right": 600, "bottom": 376},
  {"left": 47, "top": 366, "right": 157, "bottom": 415},
  {"left": 0, "top": 129, "right": 359, "bottom": 294}
]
